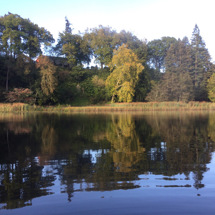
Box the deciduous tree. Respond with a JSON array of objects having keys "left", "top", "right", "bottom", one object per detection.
[
  {"left": 106, "top": 45, "right": 144, "bottom": 102},
  {"left": 55, "top": 17, "right": 91, "bottom": 67},
  {"left": 36, "top": 56, "right": 57, "bottom": 96},
  {"left": 0, "top": 13, "right": 54, "bottom": 91},
  {"left": 86, "top": 25, "right": 116, "bottom": 68}
]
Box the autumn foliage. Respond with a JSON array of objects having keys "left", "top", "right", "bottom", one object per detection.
[
  {"left": 36, "top": 56, "right": 58, "bottom": 96},
  {"left": 106, "top": 45, "right": 144, "bottom": 102},
  {"left": 5, "top": 88, "right": 35, "bottom": 104}
]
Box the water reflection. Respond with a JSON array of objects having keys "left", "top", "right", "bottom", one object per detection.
[{"left": 0, "top": 112, "right": 215, "bottom": 210}]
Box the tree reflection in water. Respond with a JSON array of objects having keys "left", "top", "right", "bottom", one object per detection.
[{"left": 0, "top": 112, "right": 215, "bottom": 209}]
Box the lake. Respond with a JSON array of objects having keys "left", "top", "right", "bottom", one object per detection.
[{"left": 1, "top": 112, "right": 215, "bottom": 214}]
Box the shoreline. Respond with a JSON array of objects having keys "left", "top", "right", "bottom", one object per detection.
[{"left": 1, "top": 102, "right": 215, "bottom": 113}]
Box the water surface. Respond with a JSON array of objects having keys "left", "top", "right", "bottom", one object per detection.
[{"left": 0, "top": 112, "right": 215, "bottom": 214}]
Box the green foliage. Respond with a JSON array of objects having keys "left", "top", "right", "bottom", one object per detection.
[
  {"left": 80, "top": 75, "right": 107, "bottom": 104},
  {"left": 191, "top": 24, "right": 213, "bottom": 100},
  {"left": 91, "top": 75, "right": 107, "bottom": 103},
  {"left": 0, "top": 13, "right": 54, "bottom": 58},
  {"left": 86, "top": 25, "right": 116, "bottom": 68},
  {"left": 55, "top": 18, "right": 91, "bottom": 67},
  {"left": 207, "top": 73, "right": 215, "bottom": 102},
  {"left": 147, "top": 37, "right": 198, "bottom": 102},
  {"left": 114, "top": 30, "right": 148, "bottom": 65},
  {"left": 0, "top": 13, "right": 54, "bottom": 92},
  {"left": 147, "top": 37, "right": 177, "bottom": 72},
  {"left": 55, "top": 80, "right": 76, "bottom": 104},
  {"left": 134, "top": 65, "right": 151, "bottom": 101},
  {"left": 0, "top": 12, "right": 215, "bottom": 105}
]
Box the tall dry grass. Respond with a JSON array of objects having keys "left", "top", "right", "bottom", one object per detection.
[{"left": 1, "top": 102, "right": 215, "bottom": 113}]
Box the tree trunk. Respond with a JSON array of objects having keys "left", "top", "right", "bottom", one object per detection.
[
  {"left": 111, "top": 94, "right": 115, "bottom": 103},
  {"left": 6, "top": 63, "right": 10, "bottom": 92}
]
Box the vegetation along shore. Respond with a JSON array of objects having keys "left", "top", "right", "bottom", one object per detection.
[
  {"left": 0, "top": 13, "right": 215, "bottom": 106},
  {"left": 1, "top": 102, "right": 215, "bottom": 113}
]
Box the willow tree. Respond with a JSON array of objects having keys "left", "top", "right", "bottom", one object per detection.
[
  {"left": 106, "top": 45, "right": 144, "bottom": 102},
  {"left": 36, "top": 56, "right": 57, "bottom": 96}
]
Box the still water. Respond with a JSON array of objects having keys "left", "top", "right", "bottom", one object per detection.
[{"left": 0, "top": 112, "right": 215, "bottom": 214}]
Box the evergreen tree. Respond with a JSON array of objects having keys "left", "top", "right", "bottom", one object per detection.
[
  {"left": 147, "top": 37, "right": 177, "bottom": 73},
  {"left": 146, "top": 38, "right": 194, "bottom": 102},
  {"left": 55, "top": 18, "right": 91, "bottom": 67},
  {"left": 65, "top": 17, "right": 72, "bottom": 34},
  {"left": 191, "top": 24, "right": 212, "bottom": 100}
]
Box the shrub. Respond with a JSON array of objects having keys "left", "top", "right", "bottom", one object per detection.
[{"left": 5, "top": 88, "right": 35, "bottom": 104}]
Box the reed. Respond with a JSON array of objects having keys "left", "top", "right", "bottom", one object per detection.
[{"left": 1, "top": 102, "right": 215, "bottom": 113}]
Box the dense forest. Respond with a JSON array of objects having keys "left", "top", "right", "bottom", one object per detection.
[{"left": 0, "top": 12, "right": 215, "bottom": 105}]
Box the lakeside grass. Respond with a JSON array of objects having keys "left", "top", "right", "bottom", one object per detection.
[{"left": 1, "top": 102, "right": 215, "bottom": 113}]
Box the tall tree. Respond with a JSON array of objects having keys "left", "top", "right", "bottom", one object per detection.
[
  {"left": 86, "top": 25, "right": 117, "bottom": 68},
  {"left": 36, "top": 55, "right": 58, "bottom": 97},
  {"left": 146, "top": 38, "right": 194, "bottom": 102},
  {"left": 65, "top": 17, "right": 72, "bottom": 34},
  {"left": 21, "top": 19, "right": 54, "bottom": 58},
  {"left": 147, "top": 37, "right": 177, "bottom": 73},
  {"left": 0, "top": 13, "right": 54, "bottom": 91},
  {"left": 114, "top": 30, "right": 150, "bottom": 101},
  {"left": 191, "top": 24, "right": 212, "bottom": 100},
  {"left": 114, "top": 30, "right": 148, "bottom": 65},
  {"left": 106, "top": 45, "right": 144, "bottom": 102},
  {"left": 55, "top": 17, "right": 91, "bottom": 67},
  {"left": 0, "top": 13, "right": 22, "bottom": 91}
]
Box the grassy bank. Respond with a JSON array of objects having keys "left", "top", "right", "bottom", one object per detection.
[{"left": 1, "top": 102, "right": 215, "bottom": 113}]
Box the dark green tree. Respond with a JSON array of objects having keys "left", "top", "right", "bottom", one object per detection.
[
  {"left": 0, "top": 13, "right": 54, "bottom": 91},
  {"left": 55, "top": 17, "right": 91, "bottom": 67},
  {"left": 86, "top": 25, "right": 117, "bottom": 68},
  {"left": 114, "top": 30, "right": 148, "bottom": 65},
  {"left": 146, "top": 38, "right": 194, "bottom": 102},
  {"left": 147, "top": 37, "right": 177, "bottom": 73},
  {"left": 191, "top": 24, "right": 213, "bottom": 100},
  {"left": 207, "top": 72, "right": 215, "bottom": 102},
  {"left": 65, "top": 16, "right": 72, "bottom": 34}
]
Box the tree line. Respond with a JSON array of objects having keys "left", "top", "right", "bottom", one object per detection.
[{"left": 0, "top": 12, "right": 215, "bottom": 105}]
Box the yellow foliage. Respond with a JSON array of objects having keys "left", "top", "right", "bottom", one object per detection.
[
  {"left": 36, "top": 56, "right": 58, "bottom": 96},
  {"left": 106, "top": 44, "right": 144, "bottom": 102},
  {"left": 92, "top": 75, "right": 105, "bottom": 87}
]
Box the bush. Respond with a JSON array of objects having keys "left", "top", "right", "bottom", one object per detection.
[{"left": 5, "top": 88, "right": 35, "bottom": 104}]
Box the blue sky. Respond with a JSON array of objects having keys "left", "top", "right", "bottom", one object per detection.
[{"left": 1, "top": 0, "right": 215, "bottom": 61}]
